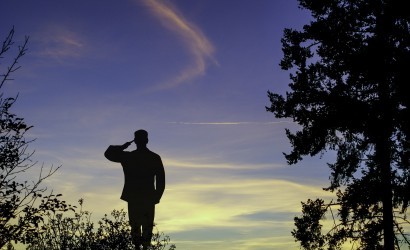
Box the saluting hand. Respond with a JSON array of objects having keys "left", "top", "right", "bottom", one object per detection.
[{"left": 121, "top": 140, "right": 133, "bottom": 149}]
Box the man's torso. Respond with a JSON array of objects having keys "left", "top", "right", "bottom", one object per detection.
[{"left": 120, "top": 149, "right": 160, "bottom": 203}]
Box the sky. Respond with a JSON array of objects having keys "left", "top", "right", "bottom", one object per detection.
[{"left": 1, "top": 1, "right": 340, "bottom": 249}]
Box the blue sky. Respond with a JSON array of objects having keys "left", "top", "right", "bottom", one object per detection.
[{"left": 2, "top": 1, "right": 339, "bottom": 249}]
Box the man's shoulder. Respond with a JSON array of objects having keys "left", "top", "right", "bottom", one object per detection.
[
  {"left": 132, "top": 149, "right": 161, "bottom": 158},
  {"left": 147, "top": 149, "right": 161, "bottom": 159}
]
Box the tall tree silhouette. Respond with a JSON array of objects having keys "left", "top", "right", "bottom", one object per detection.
[
  {"left": 0, "top": 27, "right": 73, "bottom": 248},
  {"left": 266, "top": 1, "right": 409, "bottom": 249}
]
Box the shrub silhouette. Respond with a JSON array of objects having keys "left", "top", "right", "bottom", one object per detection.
[{"left": 26, "top": 199, "right": 176, "bottom": 250}]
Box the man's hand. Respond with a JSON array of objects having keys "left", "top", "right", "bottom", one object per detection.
[{"left": 121, "top": 140, "right": 133, "bottom": 150}]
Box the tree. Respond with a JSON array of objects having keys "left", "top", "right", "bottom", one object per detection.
[
  {"left": 1, "top": 27, "right": 74, "bottom": 248},
  {"left": 266, "top": 0, "right": 409, "bottom": 249}
]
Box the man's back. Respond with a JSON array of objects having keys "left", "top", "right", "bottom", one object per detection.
[
  {"left": 104, "top": 146, "right": 165, "bottom": 204},
  {"left": 120, "top": 148, "right": 164, "bottom": 203}
]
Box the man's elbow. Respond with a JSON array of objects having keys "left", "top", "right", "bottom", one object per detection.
[
  {"left": 104, "top": 147, "right": 119, "bottom": 162},
  {"left": 104, "top": 150, "right": 111, "bottom": 160}
]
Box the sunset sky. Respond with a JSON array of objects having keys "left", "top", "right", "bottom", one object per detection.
[{"left": 2, "top": 1, "right": 339, "bottom": 249}]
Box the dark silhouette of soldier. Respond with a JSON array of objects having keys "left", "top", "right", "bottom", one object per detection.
[{"left": 104, "top": 129, "right": 165, "bottom": 250}]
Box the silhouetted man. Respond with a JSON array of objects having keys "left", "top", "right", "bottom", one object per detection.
[{"left": 104, "top": 129, "right": 165, "bottom": 250}]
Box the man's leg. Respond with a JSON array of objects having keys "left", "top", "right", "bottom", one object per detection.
[
  {"left": 141, "top": 204, "right": 155, "bottom": 249},
  {"left": 128, "top": 202, "right": 143, "bottom": 249}
]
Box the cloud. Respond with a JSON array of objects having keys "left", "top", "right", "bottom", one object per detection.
[
  {"left": 33, "top": 25, "right": 85, "bottom": 61},
  {"left": 166, "top": 158, "right": 281, "bottom": 170},
  {"left": 141, "top": 0, "right": 217, "bottom": 89},
  {"left": 156, "top": 177, "right": 333, "bottom": 249},
  {"left": 167, "top": 121, "right": 295, "bottom": 125}
]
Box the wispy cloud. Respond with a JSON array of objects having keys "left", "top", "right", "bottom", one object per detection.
[
  {"left": 166, "top": 158, "right": 281, "bottom": 170},
  {"left": 167, "top": 121, "right": 295, "bottom": 125},
  {"left": 156, "top": 178, "right": 332, "bottom": 249},
  {"left": 141, "top": 0, "right": 217, "bottom": 89},
  {"left": 33, "top": 25, "right": 85, "bottom": 61}
]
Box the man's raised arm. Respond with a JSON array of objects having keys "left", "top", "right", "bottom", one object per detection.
[{"left": 104, "top": 141, "right": 133, "bottom": 163}]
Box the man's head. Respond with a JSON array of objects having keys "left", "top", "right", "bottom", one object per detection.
[{"left": 134, "top": 129, "right": 148, "bottom": 146}]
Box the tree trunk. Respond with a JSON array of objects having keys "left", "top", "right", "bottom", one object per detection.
[
  {"left": 379, "top": 142, "right": 394, "bottom": 249},
  {"left": 374, "top": 1, "right": 395, "bottom": 248},
  {"left": 376, "top": 62, "right": 395, "bottom": 250}
]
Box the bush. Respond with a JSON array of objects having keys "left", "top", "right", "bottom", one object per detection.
[{"left": 26, "top": 199, "right": 175, "bottom": 250}]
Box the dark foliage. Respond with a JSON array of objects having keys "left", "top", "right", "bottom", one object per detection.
[
  {"left": 1, "top": 27, "right": 75, "bottom": 248},
  {"left": 25, "top": 199, "right": 176, "bottom": 250},
  {"left": 267, "top": 0, "right": 409, "bottom": 249}
]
